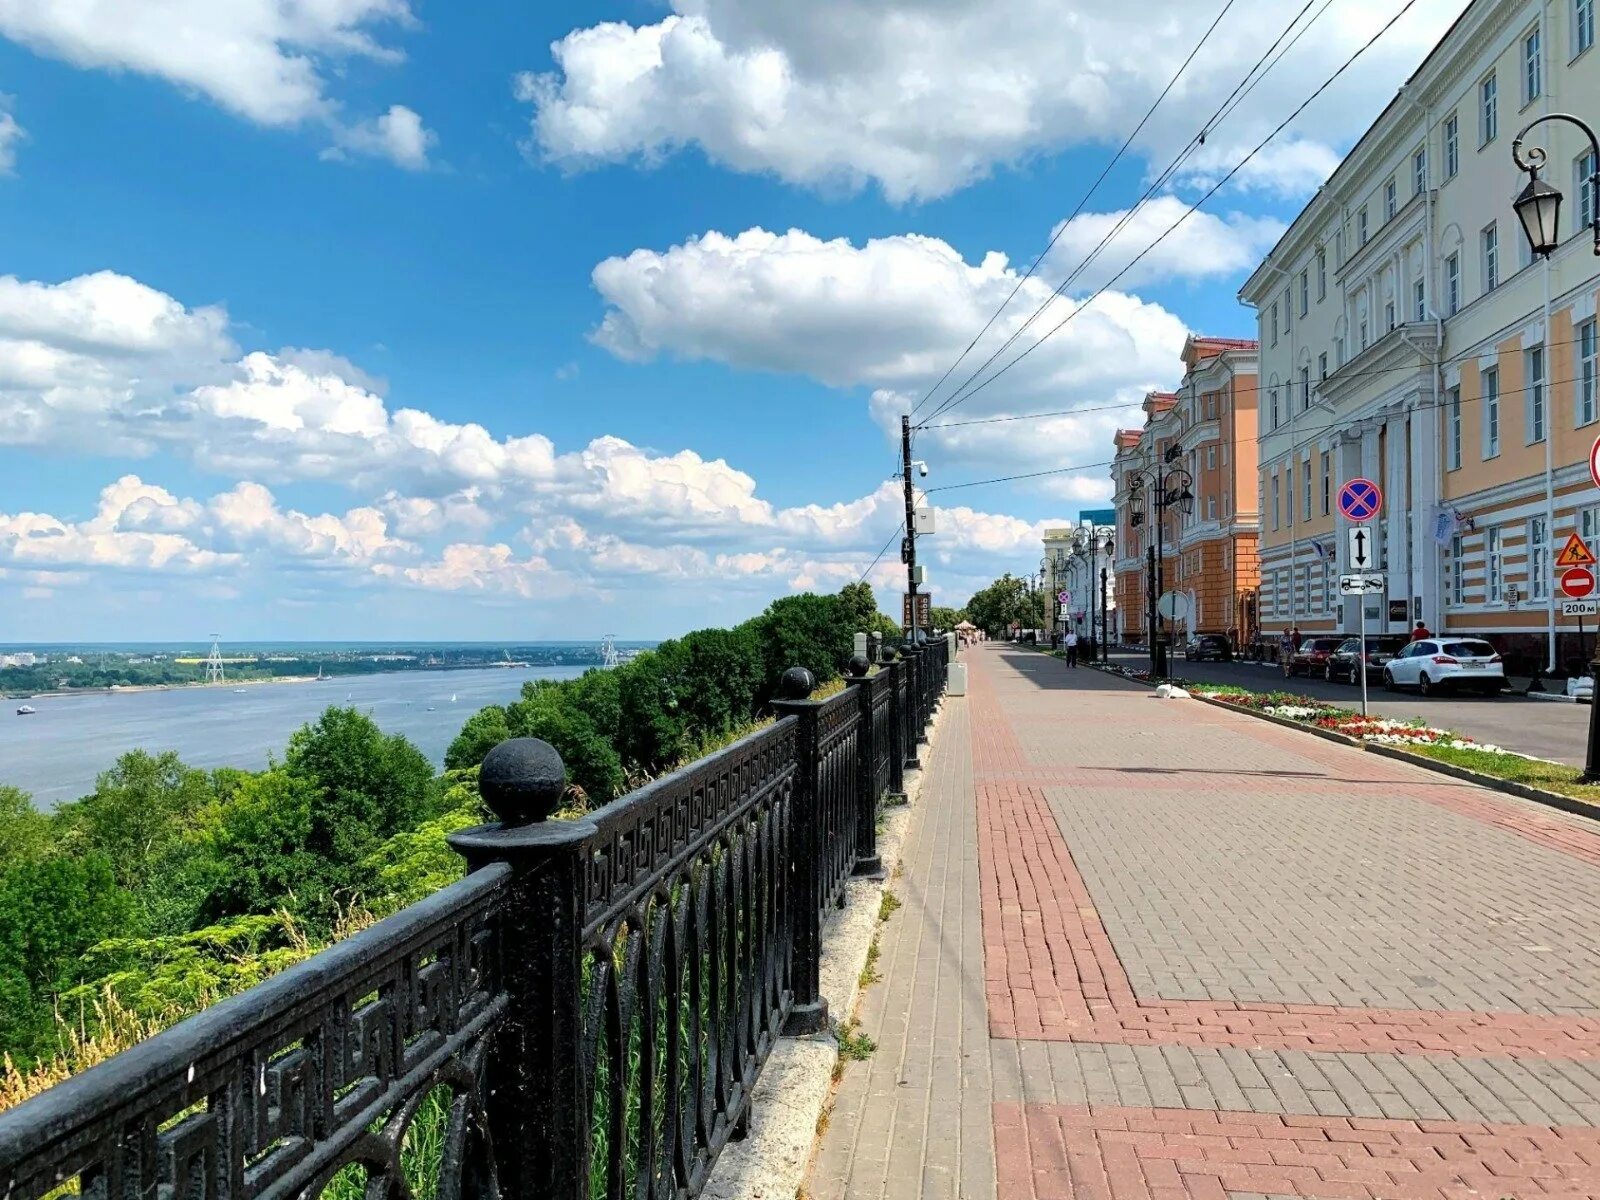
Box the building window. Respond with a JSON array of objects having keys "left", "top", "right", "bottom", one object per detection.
[
  {"left": 1299, "top": 365, "right": 1310, "bottom": 411},
  {"left": 1450, "top": 534, "right": 1465, "bottom": 604},
  {"left": 1318, "top": 351, "right": 1328, "bottom": 380},
  {"left": 1316, "top": 249, "right": 1327, "bottom": 299},
  {"left": 1581, "top": 0, "right": 1596, "bottom": 55},
  {"left": 1524, "top": 26, "right": 1542, "bottom": 104},
  {"left": 1271, "top": 302, "right": 1279, "bottom": 345},
  {"left": 1207, "top": 496, "right": 1217, "bottom": 520},
  {"left": 1487, "top": 527, "right": 1504, "bottom": 602},
  {"left": 1207, "top": 445, "right": 1216, "bottom": 469},
  {"left": 1359, "top": 317, "right": 1369, "bottom": 349},
  {"left": 1283, "top": 287, "right": 1292, "bottom": 331},
  {"left": 1579, "top": 317, "right": 1597, "bottom": 425},
  {"left": 1299, "top": 270, "right": 1309, "bottom": 317},
  {"left": 1445, "top": 113, "right": 1459, "bottom": 178},
  {"left": 1320, "top": 452, "right": 1331, "bottom": 514},
  {"left": 1446, "top": 253, "right": 1460, "bottom": 314},
  {"left": 1302, "top": 458, "right": 1312, "bottom": 521},
  {"left": 1414, "top": 279, "right": 1426, "bottom": 322},
  {"left": 1480, "top": 72, "right": 1498, "bottom": 145},
  {"left": 1358, "top": 206, "right": 1369, "bottom": 246},
  {"left": 1385, "top": 300, "right": 1396, "bottom": 331},
  {"left": 1530, "top": 515, "right": 1550, "bottom": 599},
  {"left": 1272, "top": 473, "right": 1280, "bottom": 529},
  {"left": 1384, "top": 178, "right": 1397, "bottom": 221},
  {"left": 1222, "top": 490, "right": 1230, "bottom": 516},
  {"left": 1448, "top": 386, "right": 1462, "bottom": 469},
  {"left": 1483, "top": 222, "right": 1500, "bottom": 291},
  {"left": 1270, "top": 387, "right": 1280, "bottom": 429},
  {"left": 1286, "top": 463, "right": 1294, "bottom": 523},
  {"left": 1527, "top": 344, "right": 1546, "bottom": 442},
  {"left": 1484, "top": 366, "right": 1501, "bottom": 458},
  {"left": 1413, "top": 146, "right": 1427, "bottom": 195},
  {"left": 1578, "top": 149, "right": 1598, "bottom": 231},
  {"left": 1335, "top": 335, "right": 1346, "bottom": 365}
]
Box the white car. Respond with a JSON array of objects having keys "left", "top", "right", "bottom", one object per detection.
[{"left": 1381, "top": 638, "right": 1505, "bottom": 697}]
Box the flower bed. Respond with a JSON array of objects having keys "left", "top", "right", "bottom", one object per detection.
[{"left": 1195, "top": 689, "right": 1508, "bottom": 753}]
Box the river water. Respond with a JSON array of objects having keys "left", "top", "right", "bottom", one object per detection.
[{"left": 1, "top": 666, "right": 587, "bottom": 807}]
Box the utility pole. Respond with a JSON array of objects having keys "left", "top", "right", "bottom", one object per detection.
[{"left": 901, "top": 414, "right": 920, "bottom": 645}]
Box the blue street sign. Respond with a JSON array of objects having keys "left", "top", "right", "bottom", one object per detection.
[{"left": 1337, "top": 477, "right": 1383, "bottom": 522}]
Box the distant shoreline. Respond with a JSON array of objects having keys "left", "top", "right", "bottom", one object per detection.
[{"left": 10, "top": 662, "right": 555, "bottom": 701}]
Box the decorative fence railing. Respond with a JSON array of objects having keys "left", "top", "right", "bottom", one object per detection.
[{"left": 0, "top": 640, "right": 953, "bottom": 1200}]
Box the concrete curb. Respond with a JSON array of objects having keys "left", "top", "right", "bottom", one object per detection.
[
  {"left": 1091, "top": 665, "right": 1600, "bottom": 828},
  {"left": 702, "top": 696, "right": 950, "bottom": 1200}
]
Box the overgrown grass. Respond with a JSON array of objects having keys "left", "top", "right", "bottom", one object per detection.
[
  {"left": 877, "top": 892, "right": 901, "bottom": 922},
  {"left": 833, "top": 1020, "right": 876, "bottom": 1082}
]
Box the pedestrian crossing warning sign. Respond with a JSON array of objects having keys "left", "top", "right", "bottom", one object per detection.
[{"left": 1556, "top": 532, "right": 1597, "bottom": 567}]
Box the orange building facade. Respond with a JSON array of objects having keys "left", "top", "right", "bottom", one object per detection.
[{"left": 1111, "top": 337, "right": 1262, "bottom": 648}]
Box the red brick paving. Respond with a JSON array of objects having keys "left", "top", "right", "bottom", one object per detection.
[{"left": 995, "top": 1102, "right": 1600, "bottom": 1199}]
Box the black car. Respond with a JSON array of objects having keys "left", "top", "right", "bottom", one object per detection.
[
  {"left": 1323, "top": 634, "right": 1410, "bottom": 683},
  {"left": 1183, "top": 634, "right": 1233, "bottom": 662}
]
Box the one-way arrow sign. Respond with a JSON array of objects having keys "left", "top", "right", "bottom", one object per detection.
[{"left": 1347, "top": 524, "right": 1374, "bottom": 570}]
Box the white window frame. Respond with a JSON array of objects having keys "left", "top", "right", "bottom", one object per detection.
[
  {"left": 1580, "top": 0, "right": 1596, "bottom": 55},
  {"left": 1480, "top": 72, "right": 1498, "bottom": 145},
  {"left": 1272, "top": 473, "right": 1280, "bottom": 530},
  {"left": 1318, "top": 351, "right": 1328, "bottom": 381},
  {"left": 1207, "top": 445, "right": 1216, "bottom": 470},
  {"left": 1579, "top": 317, "right": 1598, "bottom": 426},
  {"left": 1446, "top": 253, "right": 1461, "bottom": 314},
  {"left": 1384, "top": 178, "right": 1397, "bottom": 220},
  {"left": 1385, "top": 300, "right": 1396, "bottom": 332},
  {"left": 1448, "top": 386, "right": 1462, "bottom": 470},
  {"left": 1270, "top": 386, "right": 1280, "bottom": 430},
  {"left": 1316, "top": 249, "right": 1327, "bottom": 299},
  {"left": 1445, "top": 113, "right": 1460, "bottom": 178},
  {"left": 1413, "top": 146, "right": 1427, "bottom": 195},
  {"left": 1207, "top": 496, "right": 1217, "bottom": 520},
  {"left": 1529, "top": 515, "right": 1550, "bottom": 599},
  {"left": 1526, "top": 344, "right": 1546, "bottom": 443},
  {"left": 1320, "top": 451, "right": 1331, "bottom": 515},
  {"left": 1524, "top": 26, "right": 1542, "bottom": 105},
  {"left": 1302, "top": 457, "right": 1312, "bottom": 521},
  {"left": 1487, "top": 526, "right": 1504, "bottom": 603},
  {"left": 1482, "top": 222, "right": 1499, "bottom": 292},
  {"left": 1483, "top": 366, "right": 1501, "bottom": 458},
  {"left": 1271, "top": 302, "right": 1279, "bottom": 345},
  {"left": 1299, "top": 365, "right": 1310, "bottom": 411},
  {"left": 1414, "top": 279, "right": 1426, "bottom": 322},
  {"left": 1358, "top": 206, "right": 1369, "bottom": 246},
  {"left": 1450, "top": 534, "right": 1465, "bottom": 605},
  {"left": 1577, "top": 149, "right": 1598, "bottom": 232},
  {"left": 1299, "top": 270, "right": 1309, "bottom": 317}
]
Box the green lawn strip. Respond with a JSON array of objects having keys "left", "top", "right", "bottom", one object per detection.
[{"left": 1393, "top": 743, "right": 1600, "bottom": 808}]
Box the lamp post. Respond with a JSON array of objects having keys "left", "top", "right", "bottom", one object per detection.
[
  {"left": 1510, "top": 114, "right": 1600, "bottom": 776},
  {"left": 1127, "top": 459, "right": 1195, "bottom": 678},
  {"left": 1069, "top": 525, "right": 1115, "bottom": 663}
]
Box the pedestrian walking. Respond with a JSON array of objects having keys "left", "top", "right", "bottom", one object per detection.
[
  {"left": 1064, "top": 629, "right": 1079, "bottom": 667},
  {"left": 1410, "top": 619, "right": 1432, "bottom": 641}
]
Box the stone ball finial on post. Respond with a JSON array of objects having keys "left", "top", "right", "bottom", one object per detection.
[
  {"left": 776, "top": 666, "right": 817, "bottom": 700},
  {"left": 846, "top": 653, "right": 872, "bottom": 679},
  {"left": 479, "top": 737, "right": 567, "bottom": 827}
]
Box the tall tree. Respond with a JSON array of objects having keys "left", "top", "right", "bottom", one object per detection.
[{"left": 54, "top": 751, "right": 215, "bottom": 893}]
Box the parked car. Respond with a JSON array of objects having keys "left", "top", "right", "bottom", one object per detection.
[
  {"left": 1382, "top": 638, "right": 1505, "bottom": 696},
  {"left": 1323, "top": 634, "right": 1410, "bottom": 683},
  {"left": 1183, "top": 634, "right": 1233, "bottom": 662},
  {"left": 1283, "top": 637, "right": 1345, "bottom": 678}
]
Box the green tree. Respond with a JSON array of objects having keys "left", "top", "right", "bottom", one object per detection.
[
  {"left": 754, "top": 592, "right": 852, "bottom": 689},
  {"left": 444, "top": 704, "right": 513, "bottom": 771},
  {"left": 283, "top": 708, "right": 435, "bottom": 901},
  {"left": 0, "top": 785, "right": 50, "bottom": 879},
  {"left": 178, "top": 769, "right": 326, "bottom": 927},
  {"left": 929, "top": 605, "right": 967, "bottom": 631},
  {"left": 506, "top": 692, "right": 627, "bottom": 805},
  {"left": 54, "top": 751, "right": 216, "bottom": 892},
  {"left": 671, "top": 626, "right": 765, "bottom": 736},
  {"left": 0, "top": 852, "right": 130, "bottom": 1058}
]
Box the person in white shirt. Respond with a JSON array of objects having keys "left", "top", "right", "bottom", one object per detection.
[{"left": 1064, "top": 629, "right": 1079, "bottom": 668}]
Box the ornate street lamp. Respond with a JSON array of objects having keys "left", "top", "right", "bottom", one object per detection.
[{"left": 1511, "top": 114, "right": 1600, "bottom": 258}]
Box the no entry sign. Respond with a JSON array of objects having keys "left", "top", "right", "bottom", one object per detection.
[{"left": 1561, "top": 566, "right": 1597, "bottom": 599}]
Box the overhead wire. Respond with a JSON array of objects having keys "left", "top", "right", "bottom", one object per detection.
[
  {"left": 904, "top": 0, "right": 1241, "bottom": 421},
  {"left": 918, "top": 0, "right": 1334, "bottom": 426}
]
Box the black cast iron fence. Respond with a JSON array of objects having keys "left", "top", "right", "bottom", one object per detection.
[{"left": 0, "top": 645, "right": 952, "bottom": 1200}]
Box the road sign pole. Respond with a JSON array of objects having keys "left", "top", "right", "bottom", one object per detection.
[{"left": 1359, "top": 593, "right": 1369, "bottom": 719}]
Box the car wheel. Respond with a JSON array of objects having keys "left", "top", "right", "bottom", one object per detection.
[
  {"left": 1418, "top": 673, "right": 1434, "bottom": 697},
  {"left": 1383, "top": 669, "right": 1396, "bottom": 692},
  {"left": 1324, "top": 663, "right": 1334, "bottom": 682}
]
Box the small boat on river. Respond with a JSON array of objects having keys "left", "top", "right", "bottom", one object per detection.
[{"left": 16, "top": 704, "right": 36, "bottom": 715}]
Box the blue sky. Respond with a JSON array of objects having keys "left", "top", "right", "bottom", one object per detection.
[{"left": 0, "top": 0, "right": 1467, "bottom": 640}]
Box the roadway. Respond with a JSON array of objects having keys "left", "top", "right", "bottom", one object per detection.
[{"left": 1104, "top": 649, "right": 1592, "bottom": 766}]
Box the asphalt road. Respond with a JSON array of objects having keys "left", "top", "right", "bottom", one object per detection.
[{"left": 1103, "top": 650, "right": 1592, "bottom": 766}]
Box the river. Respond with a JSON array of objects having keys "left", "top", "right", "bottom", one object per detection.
[{"left": 1, "top": 666, "right": 588, "bottom": 807}]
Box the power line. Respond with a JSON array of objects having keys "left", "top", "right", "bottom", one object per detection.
[
  {"left": 905, "top": 0, "right": 1240, "bottom": 421},
  {"left": 926, "top": 0, "right": 1419, "bottom": 424},
  {"left": 919, "top": 0, "right": 1331, "bottom": 427},
  {"left": 857, "top": 520, "right": 906, "bottom": 584},
  {"left": 916, "top": 331, "right": 1599, "bottom": 432}
]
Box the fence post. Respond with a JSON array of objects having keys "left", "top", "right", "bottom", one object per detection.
[
  {"left": 769, "top": 667, "right": 830, "bottom": 1035},
  {"left": 901, "top": 647, "right": 922, "bottom": 770},
  {"left": 448, "top": 739, "right": 594, "bottom": 1200},
  {"left": 846, "top": 654, "right": 884, "bottom": 878},
  {"left": 884, "top": 653, "right": 905, "bottom": 796}
]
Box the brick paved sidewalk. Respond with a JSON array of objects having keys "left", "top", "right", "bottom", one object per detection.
[{"left": 806, "top": 643, "right": 1600, "bottom": 1200}]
